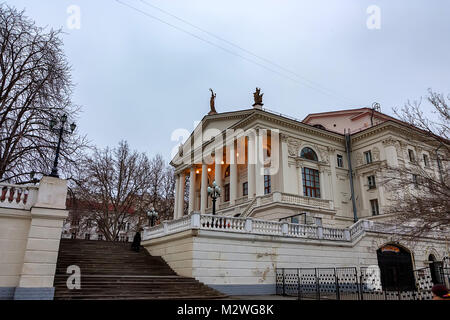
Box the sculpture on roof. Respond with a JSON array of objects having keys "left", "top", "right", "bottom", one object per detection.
[
  {"left": 208, "top": 88, "right": 217, "bottom": 115},
  {"left": 253, "top": 87, "right": 263, "bottom": 107}
]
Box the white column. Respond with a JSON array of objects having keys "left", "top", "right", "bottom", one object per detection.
[
  {"left": 188, "top": 168, "right": 195, "bottom": 213},
  {"left": 329, "top": 151, "right": 338, "bottom": 208},
  {"left": 178, "top": 172, "right": 185, "bottom": 218},
  {"left": 230, "top": 142, "right": 237, "bottom": 205},
  {"left": 247, "top": 135, "right": 256, "bottom": 199},
  {"left": 200, "top": 164, "right": 208, "bottom": 214},
  {"left": 359, "top": 175, "right": 367, "bottom": 213},
  {"left": 174, "top": 174, "right": 180, "bottom": 219},
  {"left": 319, "top": 168, "right": 326, "bottom": 199},
  {"left": 255, "top": 131, "right": 265, "bottom": 196},
  {"left": 215, "top": 152, "right": 223, "bottom": 206}
]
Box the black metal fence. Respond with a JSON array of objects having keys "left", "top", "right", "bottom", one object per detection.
[{"left": 276, "top": 266, "right": 450, "bottom": 300}]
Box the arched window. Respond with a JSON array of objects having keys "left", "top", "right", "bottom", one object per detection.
[{"left": 300, "top": 147, "right": 318, "bottom": 161}]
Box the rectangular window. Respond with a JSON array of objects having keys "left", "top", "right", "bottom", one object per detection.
[
  {"left": 302, "top": 167, "right": 321, "bottom": 198},
  {"left": 85, "top": 233, "right": 90, "bottom": 240},
  {"left": 264, "top": 175, "right": 271, "bottom": 194},
  {"left": 243, "top": 182, "right": 248, "bottom": 196},
  {"left": 370, "top": 199, "right": 379, "bottom": 216},
  {"left": 364, "top": 151, "right": 372, "bottom": 164},
  {"left": 98, "top": 234, "right": 103, "bottom": 241},
  {"left": 224, "top": 183, "right": 230, "bottom": 202},
  {"left": 337, "top": 154, "right": 343, "bottom": 168},
  {"left": 423, "top": 154, "right": 429, "bottom": 167},
  {"left": 71, "top": 233, "right": 76, "bottom": 239},
  {"left": 368, "top": 175, "right": 376, "bottom": 189},
  {"left": 408, "top": 149, "right": 415, "bottom": 162}
]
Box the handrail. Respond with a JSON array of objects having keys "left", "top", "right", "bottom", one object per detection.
[{"left": 142, "top": 213, "right": 446, "bottom": 243}]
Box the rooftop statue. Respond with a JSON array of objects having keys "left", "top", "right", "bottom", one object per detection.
[
  {"left": 208, "top": 88, "right": 217, "bottom": 115},
  {"left": 253, "top": 87, "right": 263, "bottom": 107}
]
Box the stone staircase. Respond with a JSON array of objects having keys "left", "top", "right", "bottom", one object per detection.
[{"left": 53, "top": 239, "right": 227, "bottom": 300}]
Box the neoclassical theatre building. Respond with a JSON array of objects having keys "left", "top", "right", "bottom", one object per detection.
[{"left": 142, "top": 93, "right": 448, "bottom": 295}]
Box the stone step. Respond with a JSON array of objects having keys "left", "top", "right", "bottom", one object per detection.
[{"left": 54, "top": 239, "right": 225, "bottom": 300}]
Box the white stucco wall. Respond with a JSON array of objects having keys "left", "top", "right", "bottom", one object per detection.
[{"left": 143, "top": 228, "right": 448, "bottom": 294}]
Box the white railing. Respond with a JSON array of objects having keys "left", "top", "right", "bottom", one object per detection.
[
  {"left": 235, "top": 195, "right": 249, "bottom": 206},
  {"left": 240, "top": 192, "right": 333, "bottom": 218},
  {"left": 166, "top": 214, "right": 191, "bottom": 233},
  {"left": 143, "top": 224, "right": 165, "bottom": 239},
  {"left": 241, "top": 197, "right": 257, "bottom": 217},
  {"left": 281, "top": 193, "right": 332, "bottom": 210},
  {"left": 200, "top": 214, "right": 247, "bottom": 233},
  {"left": 0, "top": 183, "right": 38, "bottom": 210},
  {"left": 252, "top": 219, "right": 282, "bottom": 235},
  {"left": 143, "top": 213, "right": 391, "bottom": 242},
  {"left": 143, "top": 213, "right": 447, "bottom": 244},
  {"left": 286, "top": 223, "right": 319, "bottom": 239},
  {"left": 349, "top": 219, "right": 367, "bottom": 239},
  {"left": 322, "top": 226, "right": 347, "bottom": 241}
]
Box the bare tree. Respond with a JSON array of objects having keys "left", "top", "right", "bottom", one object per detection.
[
  {"left": 72, "top": 141, "right": 153, "bottom": 241},
  {"left": 155, "top": 164, "right": 176, "bottom": 221},
  {"left": 382, "top": 89, "right": 450, "bottom": 239},
  {"left": 0, "top": 4, "right": 87, "bottom": 183},
  {"left": 69, "top": 141, "right": 177, "bottom": 240}
]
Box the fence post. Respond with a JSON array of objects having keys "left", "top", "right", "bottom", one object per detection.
[
  {"left": 315, "top": 268, "right": 320, "bottom": 300},
  {"left": 359, "top": 272, "right": 364, "bottom": 301},
  {"left": 355, "top": 267, "right": 361, "bottom": 300},
  {"left": 282, "top": 268, "right": 286, "bottom": 296},
  {"left": 297, "top": 268, "right": 301, "bottom": 300},
  {"left": 335, "top": 268, "right": 340, "bottom": 300}
]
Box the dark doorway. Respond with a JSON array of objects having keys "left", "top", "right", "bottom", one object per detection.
[
  {"left": 429, "top": 254, "right": 444, "bottom": 285},
  {"left": 377, "top": 244, "right": 416, "bottom": 291}
]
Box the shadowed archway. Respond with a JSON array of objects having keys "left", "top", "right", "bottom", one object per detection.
[{"left": 376, "top": 244, "right": 416, "bottom": 291}]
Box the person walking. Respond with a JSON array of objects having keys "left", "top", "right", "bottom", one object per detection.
[{"left": 131, "top": 229, "right": 142, "bottom": 252}]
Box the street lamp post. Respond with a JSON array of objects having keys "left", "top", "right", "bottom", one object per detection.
[
  {"left": 147, "top": 208, "right": 158, "bottom": 227},
  {"left": 49, "top": 114, "right": 76, "bottom": 178},
  {"left": 207, "top": 181, "right": 221, "bottom": 215}
]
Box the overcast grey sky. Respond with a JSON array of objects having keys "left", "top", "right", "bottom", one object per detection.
[{"left": 9, "top": 0, "right": 450, "bottom": 161}]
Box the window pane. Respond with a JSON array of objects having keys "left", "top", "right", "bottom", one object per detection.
[
  {"left": 300, "top": 148, "right": 318, "bottom": 161},
  {"left": 302, "top": 167, "right": 320, "bottom": 198}
]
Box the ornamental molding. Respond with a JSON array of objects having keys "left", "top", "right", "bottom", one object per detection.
[
  {"left": 372, "top": 147, "right": 380, "bottom": 162},
  {"left": 381, "top": 137, "right": 398, "bottom": 147},
  {"left": 287, "top": 137, "right": 301, "bottom": 157},
  {"left": 317, "top": 145, "right": 330, "bottom": 164},
  {"left": 280, "top": 133, "right": 289, "bottom": 143}
]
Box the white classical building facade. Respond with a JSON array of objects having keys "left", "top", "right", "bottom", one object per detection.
[{"left": 142, "top": 102, "right": 449, "bottom": 295}]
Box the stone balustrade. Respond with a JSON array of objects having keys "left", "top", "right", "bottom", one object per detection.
[
  {"left": 143, "top": 213, "right": 400, "bottom": 243},
  {"left": 0, "top": 177, "right": 68, "bottom": 300},
  {"left": 280, "top": 192, "right": 333, "bottom": 210},
  {"left": 240, "top": 192, "right": 334, "bottom": 218},
  {"left": 0, "top": 183, "right": 38, "bottom": 210}
]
